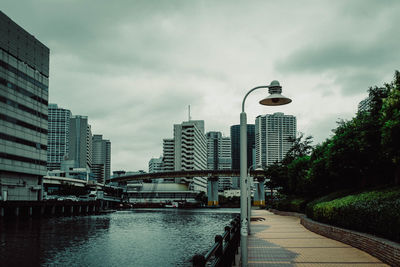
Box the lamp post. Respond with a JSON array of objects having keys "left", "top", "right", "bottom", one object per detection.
[
  {"left": 247, "top": 164, "right": 264, "bottom": 235},
  {"left": 240, "top": 80, "right": 291, "bottom": 267}
]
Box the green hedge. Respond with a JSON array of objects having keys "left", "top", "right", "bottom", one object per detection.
[
  {"left": 272, "top": 196, "right": 309, "bottom": 213},
  {"left": 306, "top": 187, "right": 400, "bottom": 242}
]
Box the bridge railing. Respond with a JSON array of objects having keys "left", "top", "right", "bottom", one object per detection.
[{"left": 192, "top": 215, "right": 240, "bottom": 267}]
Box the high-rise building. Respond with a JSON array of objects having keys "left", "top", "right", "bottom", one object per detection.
[
  {"left": 230, "top": 124, "right": 255, "bottom": 188},
  {"left": 68, "top": 116, "right": 92, "bottom": 169},
  {"left": 173, "top": 120, "right": 207, "bottom": 191},
  {"left": 149, "top": 156, "right": 163, "bottom": 173},
  {"left": 358, "top": 97, "right": 372, "bottom": 113},
  {"left": 255, "top": 112, "right": 296, "bottom": 167},
  {"left": 92, "top": 134, "right": 111, "bottom": 184},
  {"left": 47, "top": 104, "right": 72, "bottom": 171},
  {"left": 206, "top": 132, "right": 231, "bottom": 170},
  {"left": 0, "top": 11, "right": 49, "bottom": 201},
  {"left": 206, "top": 131, "right": 232, "bottom": 190},
  {"left": 174, "top": 120, "right": 207, "bottom": 171},
  {"left": 162, "top": 138, "right": 174, "bottom": 171}
]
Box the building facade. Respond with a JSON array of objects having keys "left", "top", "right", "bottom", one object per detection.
[
  {"left": 206, "top": 131, "right": 232, "bottom": 190},
  {"left": 230, "top": 124, "right": 255, "bottom": 188},
  {"left": 149, "top": 156, "right": 163, "bottom": 173},
  {"left": 255, "top": 112, "right": 296, "bottom": 168},
  {"left": 173, "top": 120, "right": 207, "bottom": 191},
  {"left": 174, "top": 120, "right": 207, "bottom": 171},
  {"left": 0, "top": 11, "right": 50, "bottom": 201},
  {"left": 47, "top": 104, "right": 72, "bottom": 171},
  {"left": 162, "top": 138, "right": 174, "bottom": 172},
  {"left": 68, "top": 116, "right": 92, "bottom": 170},
  {"left": 92, "top": 134, "right": 111, "bottom": 184}
]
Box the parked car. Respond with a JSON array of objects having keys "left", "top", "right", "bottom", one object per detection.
[
  {"left": 44, "top": 195, "right": 59, "bottom": 201},
  {"left": 65, "top": 195, "right": 79, "bottom": 202}
]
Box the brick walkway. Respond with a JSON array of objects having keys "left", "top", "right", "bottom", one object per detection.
[{"left": 248, "top": 210, "right": 388, "bottom": 266}]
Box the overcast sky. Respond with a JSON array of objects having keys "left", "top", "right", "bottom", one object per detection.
[{"left": 2, "top": 1, "right": 400, "bottom": 172}]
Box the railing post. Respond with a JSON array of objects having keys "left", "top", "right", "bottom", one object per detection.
[
  {"left": 224, "top": 226, "right": 232, "bottom": 266},
  {"left": 215, "top": 234, "right": 223, "bottom": 265},
  {"left": 192, "top": 254, "right": 206, "bottom": 267},
  {"left": 225, "top": 226, "right": 231, "bottom": 241}
]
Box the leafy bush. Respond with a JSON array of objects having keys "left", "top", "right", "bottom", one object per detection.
[
  {"left": 307, "top": 187, "right": 400, "bottom": 242},
  {"left": 272, "top": 195, "right": 309, "bottom": 213}
]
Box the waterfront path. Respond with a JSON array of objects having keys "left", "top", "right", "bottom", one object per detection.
[{"left": 248, "top": 209, "right": 387, "bottom": 266}]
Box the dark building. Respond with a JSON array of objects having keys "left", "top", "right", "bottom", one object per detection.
[
  {"left": 230, "top": 124, "right": 255, "bottom": 188},
  {"left": 0, "top": 11, "right": 50, "bottom": 200}
]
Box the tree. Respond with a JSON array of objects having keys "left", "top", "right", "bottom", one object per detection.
[
  {"left": 380, "top": 70, "right": 400, "bottom": 184},
  {"left": 282, "top": 133, "right": 313, "bottom": 165}
]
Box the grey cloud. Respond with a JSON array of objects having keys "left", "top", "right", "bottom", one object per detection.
[
  {"left": 306, "top": 113, "right": 353, "bottom": 145},
  {"left": 3, "top": 0, "right": 399, "bottom": 171}
]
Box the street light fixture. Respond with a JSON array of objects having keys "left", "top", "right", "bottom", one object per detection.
[
  {"left": 247, "top": 164, "right": 264, "bottom": 235},
  {"left": 240, "top": 80, "right": 291, "bottom": 267}
]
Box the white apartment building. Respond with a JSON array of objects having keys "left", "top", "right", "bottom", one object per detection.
[
  {"left": 47, "top": 104, "right": 72, "bottom": 171},
  {"left": 149, "top": 156, "right": 163, "bottom": 173},
  {"left": 173, "top": 120, "right": 207, "bottom": 191},
  {"left": 162, "top": 138, "right": 174, "bottom": 171},
  {"left": 255, "top": 112, "right": 296, "bottom": 167}
]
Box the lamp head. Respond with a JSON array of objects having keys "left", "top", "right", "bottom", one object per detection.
[{"left": 259, "top": 80, "right": 292, "bottom": 106}]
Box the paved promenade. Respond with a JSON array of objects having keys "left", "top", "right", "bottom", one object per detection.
[{"left": 248, "top": 210, "right": 387, "bottom": 266}]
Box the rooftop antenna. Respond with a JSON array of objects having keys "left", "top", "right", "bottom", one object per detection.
[{"left": 188, "top": 105, "right": 191, "bottom": 121}]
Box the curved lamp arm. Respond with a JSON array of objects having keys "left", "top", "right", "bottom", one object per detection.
[{"left": 241, "top": 86, "right": 269, "bottom": 112}]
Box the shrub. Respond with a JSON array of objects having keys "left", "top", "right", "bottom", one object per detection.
[
  {"left": 307, "top": 187, "right": 400, "bottom": 242},
  {"left": 272, "top": 195, "right": 309, "bottom": 213}
]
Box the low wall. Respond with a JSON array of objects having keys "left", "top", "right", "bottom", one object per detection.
[
  {"left": 269, "top": 209, "right": 400, "bottom": 266},
  {"left": 300, "top": 217, "right": 400, "bottom": 267}
]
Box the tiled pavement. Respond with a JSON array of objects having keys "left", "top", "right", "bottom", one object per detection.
[{"left": 248, "top": 210, "right": 388, "bottom": 267}]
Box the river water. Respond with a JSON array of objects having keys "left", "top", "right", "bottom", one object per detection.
[{"left": 0, "top": 208, "right": 239, "bottom": 267}]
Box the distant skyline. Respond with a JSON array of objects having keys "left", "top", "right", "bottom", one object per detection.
[{"left": 2, "top": 1, "right": 399, "bottom": 171}]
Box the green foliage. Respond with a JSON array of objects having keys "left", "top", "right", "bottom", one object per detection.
[
  {"left": 266, "top": 71, "right": 400, "bottom": 198},
  {"left": 287, "top": 155, "right": 311, "bottom": 195},
  {"left": 272, "top": 195, "right": 309, "bottom": 213},
  {"left": 264, "top": 72, "right": 400, "bottom": 241},
  {"left": 306, "top": 187, "right": 400, "bottom": 242},
  {"left": 380, "top": 71, "right": 400, "bottom": 183}
]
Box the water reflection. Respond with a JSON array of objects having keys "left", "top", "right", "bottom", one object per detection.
[{"left": 0, "top": 209, "right": 238, "bottom": 267}]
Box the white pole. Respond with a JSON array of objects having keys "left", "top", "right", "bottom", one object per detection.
[
  {"left": 240, "top": 111, "right": 248, "bottom": 267},
  {"left": 248, "top": 171, "right": 252, "bottom": 235}
]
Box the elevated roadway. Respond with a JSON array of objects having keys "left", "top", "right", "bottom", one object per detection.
[
  {"left": 110, "top": 169, "right": 267, "bottom": 207},
  {"left": 110, "top": 169, "right": 265, "bottom": 183}
]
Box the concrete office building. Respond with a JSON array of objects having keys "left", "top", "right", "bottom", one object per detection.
[
  {"left": 92, "top": 134, "right": 111, "bottom": 184},
  {"left": 47, "top": 104, "right": 72, "bottom": 171},
  {"left": 68, "top": 116, "right": 92, "bottom": 170},
  {"left": 255, "top": 112, "right": 296, "bottom": 167},
  {"left": 230, "top": 124, "right": 255, "bottom": 189},
  {"left": 0, "top": 11, "right": 49, "bottom": 201},
  {"left": 206, "top": 131, "right": 232, "bottom": 191},
  {"left": 173, "top": 120, "right": 207, "bottom": 191},
  {"left": 149, "top": 156, "right": 163, "bottom": 173}
]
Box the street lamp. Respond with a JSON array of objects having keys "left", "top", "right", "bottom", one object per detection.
[
  {"left": 247, "top": 164, "right": 264, "bottom": 235},
  {"left": 240, "top": 80, "right": 291, "bottom": 267}
]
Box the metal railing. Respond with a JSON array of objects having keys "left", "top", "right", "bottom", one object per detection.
[{"left": 193, "top": 215, "right": 241, "bottom": 267}]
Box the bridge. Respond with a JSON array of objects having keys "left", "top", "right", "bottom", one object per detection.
[{"left": 109, "top": 169, "right": 267, "bottom": 207}]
